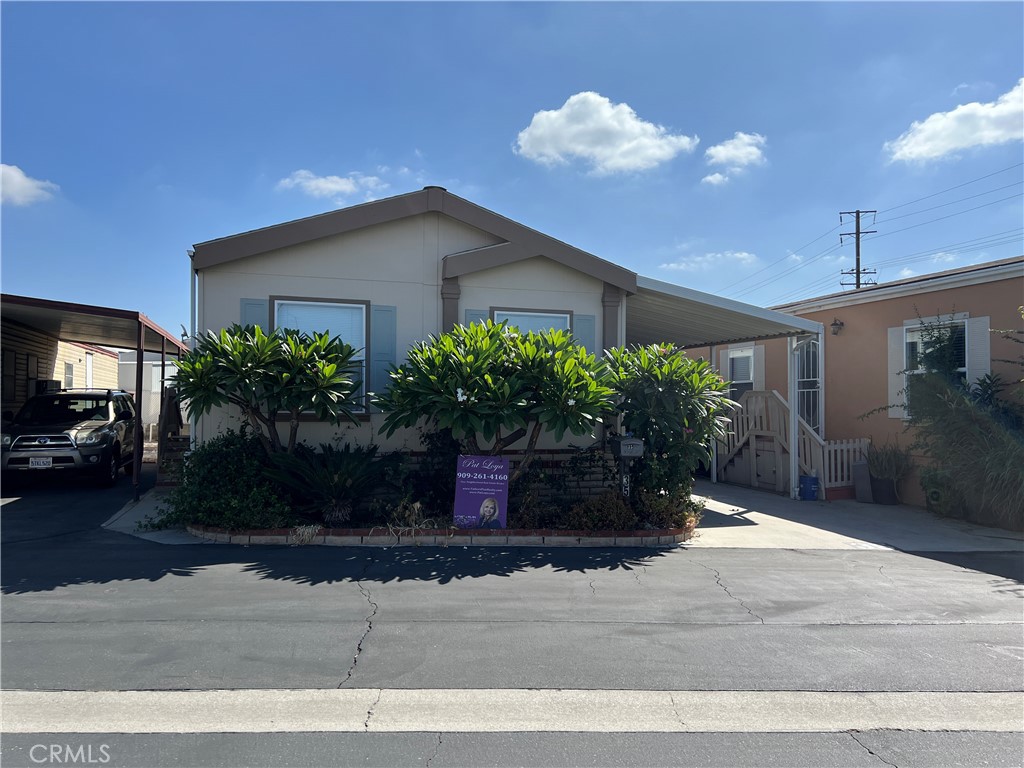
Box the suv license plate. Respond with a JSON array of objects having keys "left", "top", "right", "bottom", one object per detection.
[{"left": 29, "top": 457, "right": 52, "bottom": 469}]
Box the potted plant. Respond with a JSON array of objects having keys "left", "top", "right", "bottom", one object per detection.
[{"left": 866, "top": 441, "right": 913, "bottom": 505}]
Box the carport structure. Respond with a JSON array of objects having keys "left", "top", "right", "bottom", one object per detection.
[
  {"left": 624, "top": 276, "right": 824, "bottom": 499},
  {"left": 1, "top": 294, "right": 187, "bottom": 500}
]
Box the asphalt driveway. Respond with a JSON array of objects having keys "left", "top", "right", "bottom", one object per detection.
[{"left": 2, "top": 472, "right": 1021, "bottom": 767}]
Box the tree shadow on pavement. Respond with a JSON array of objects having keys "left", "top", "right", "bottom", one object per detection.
[{"left": 1, "top": 532, "right": 672, "bottom": 594}]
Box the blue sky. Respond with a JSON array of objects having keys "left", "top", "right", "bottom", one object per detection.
[{"left": 2, "top": 2, "right": 1022, "bottom": 337}]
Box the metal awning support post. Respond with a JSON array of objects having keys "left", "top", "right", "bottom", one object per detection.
[
  {"left": 710, "top": 343, "right": 718, "bottom": 484},
  {"left": 133, "top": 321, "right": 144, "bottom": 502},
  {"left": 160, "top": 337, "right": 166, "bottom": 422},
  {"left": 788, "top": 335, "right": 800, "bottom": 500}
]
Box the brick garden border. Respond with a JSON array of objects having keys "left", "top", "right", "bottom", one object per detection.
[{"left": 186, "top": 524, "right": 695, "bottom": 547}]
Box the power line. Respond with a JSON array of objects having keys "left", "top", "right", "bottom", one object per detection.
[
  {"left": 874, "top": 181, "right": 1022, "bottom": 224},
  {"left": 711, "top": 223, "right": 841, "bottom": 294},
  {"left": 763, "top": 228, "right": 1023, "bottom": 306},
  {"left": 876, "top": 162, "right": 1024, "bottom": 214},
  {"left": 863, "top": 193, "right": 1023, "bottom": 241}
]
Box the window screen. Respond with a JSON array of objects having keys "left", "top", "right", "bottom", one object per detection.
[
  {"left": 493, "top": 311, "right": 571, "bottom": 334},
  {"left": 275, "top": 301, "right": 366, "bottom": 351},
  {"left": 905, "top": 322, "right": 966, "bottom": 373}
]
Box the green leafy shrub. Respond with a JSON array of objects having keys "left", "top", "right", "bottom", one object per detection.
[
  {"left": 568, "top": 490, "right": 638, "bottom": 531},
  {"left": 150, "top": 428, "right": 294, "bottom": 531},
  {"left": 375, "top": 321, "right": 616, "bottom": 483},
  {"left": 634, "top": 489, "right": 704, "bottom": 530},
  {"left": 606, "top": 345, "right": 731, "bottom": 495},
  {"left": 866, "top": 441, "right": 913, "bottom": 482},
  {"left": 901, "top": 312, "right": 1023, "bottom": 529},
  {"left": 175, "top": 324, "right": 363, "bottom": 455},
  {"left": 406, "top": 428, "right": 463, "bottom": 519},
  {"left": 264, "top": 443, "right": 401, "bottom": 526}
]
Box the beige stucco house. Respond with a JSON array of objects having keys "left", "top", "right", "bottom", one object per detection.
[{"left": 190, "top": 186, "right": 826, "bottom": 495}]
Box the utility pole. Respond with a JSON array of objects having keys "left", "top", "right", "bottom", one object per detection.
[{"left": 839, "top": 209, "right": 877, "bottom": 288}]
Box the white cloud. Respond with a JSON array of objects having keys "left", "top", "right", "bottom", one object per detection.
[
  {"left": 823, "top": 254, "right": 851, "bottom": 265},
  {"left": 701, "top": 172, "right": 729, "bottom": 186},
  {"left": 885, "top": 78, "right": 1024, "bottom": 162},
  {"left": 277, "top": 170, "right": 389, "bottom": 203},
  {"left": 899, "top": 268, "right": 917, "bottom": 278},
  {"left": 515, "top": 91, "right": 698, "bottom": 175},
  {"left": 1, "top": 164, "right": 60, "bottom": 206},
  {"left": 660, "top": 250, "right": 757, "bottom": 272},
  {"left": 932, "top": 252, "right": 958, "bottom": 263},
  {"left": 705, "top": 132, "right": 767, "bottom": 172},
  {"left": 788, "top": 253, "right": 804, "bottom": 263}
]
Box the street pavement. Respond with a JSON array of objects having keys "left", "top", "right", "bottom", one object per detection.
[{"left": 1, "top": 467, "right": 1022, "bottom": 767}]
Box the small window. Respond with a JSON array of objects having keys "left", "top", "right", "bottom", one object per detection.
[
  {"left": 905, "top": 322, "right": 966, "bottom": 377},
  {"left": 492, "top": 309, "right": 571, "bottom": 334},
  {"left": 64, "top": 363, "right": 75, "bottom": 389},
  {"left": 728, "top": 350, "right": 754, "bottom": 399}
]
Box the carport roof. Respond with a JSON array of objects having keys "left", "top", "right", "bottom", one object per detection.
[
  {"left": 626, "top": 276, "right": 823, "bottom": 348},
  {"left": 1, "top": 294, "right": 187, "bottom": 354}
]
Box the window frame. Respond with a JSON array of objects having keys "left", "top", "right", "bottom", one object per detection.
[
  {"left": 269, "top": 296, "right": 370, "bottom": 412},
  {"left": 727, "top": 348, "right": 755, "bottom": 399},
  {"left": 490, "top": 307, "right": 573, "bottom": 334},
  {"left": 904, "top": 319, "right": 967, "bottom": 378}
]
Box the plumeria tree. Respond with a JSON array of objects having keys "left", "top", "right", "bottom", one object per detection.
[
  {"left": 175, "top": 324, "right": 363, "bottom": 455},
  {"left": 605, "top": 344, "right": 732, "bottom": 494},
  {"left": 374, "top": 320, "right": 616, "bottom": 483}
]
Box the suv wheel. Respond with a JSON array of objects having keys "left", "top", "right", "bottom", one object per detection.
[{"left": 100, "top": 445, "right": 120, "bottom": 487}]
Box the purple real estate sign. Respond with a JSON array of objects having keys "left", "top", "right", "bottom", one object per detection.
[{"left": 454, "top": 455, "right": 509, "bottom": 529}]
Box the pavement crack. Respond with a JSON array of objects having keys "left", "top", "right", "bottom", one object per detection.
[
  {"left": 878, "top": 565, "right": 897, "bottom": 588},
  {"left": 693, "top": 560, "right": 765, "bottom": 624},
  {"left": 588, "top": 579, "right": 596, "bottom": 596},
  {"left": 847, "top": 730, "right": 899, "bottom": 767},
  {"left": 668, "top": 692, "right": 686, "bottom": 728},
  {"left": 363, "top": 688, "right": 382, "bottom": 730},
  {"left": 426, "top": 732, "right": 442, "bottom": 767},
  {"left": 339, "top": 558, "right": 379, "bottom": 688}
]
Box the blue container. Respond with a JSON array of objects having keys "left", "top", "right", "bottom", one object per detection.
[{"left": 799, "top": 475, "right": 820, "bottom": 501}]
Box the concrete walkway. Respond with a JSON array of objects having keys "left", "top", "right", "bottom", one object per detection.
[
  {"left": 691, "top": 479, "right": 1024, "bottom": 551},
  {"left": 104, "top": 479, "right": 1023, "bottom": 552}
]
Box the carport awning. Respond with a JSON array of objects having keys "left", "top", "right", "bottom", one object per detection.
[
  {"left": 626, "top": 276, "right": 822, "bottom": 348},
  {"left": 1, "top": 295, "right": 187, "bottom": 354}
]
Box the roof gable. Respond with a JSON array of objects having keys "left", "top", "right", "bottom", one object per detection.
[{"left": 191, "top": 187, "right": 637, "bottom": 293}]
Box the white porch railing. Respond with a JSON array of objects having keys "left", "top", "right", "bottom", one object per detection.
[
  {"left": 823, "top": 438, "right": 870, "bottom": 489},
  {"left": 717, "top": 390, "right": 825, "bottom": 489},
  {"left": 718, "top": 391, "right": 868, "bottom": 497}
]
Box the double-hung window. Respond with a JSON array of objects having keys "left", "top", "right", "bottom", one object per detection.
[
  {"left": 492, "top": 309, "right": 572, "bottom": 334},
  {"left": 905, "top": 321, "right": 967, "bottom": 383},
  {"left": 727, "top": 349, "right": 754, "bottom": 400},
  {"left": 272, "top": 297, "right": 367, "bottom": 406}
]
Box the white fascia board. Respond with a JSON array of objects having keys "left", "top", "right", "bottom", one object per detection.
[
  {"left": 772, "top": 261, "right": 1023, "bottom": 315},
  {"left": 636, "top": 275, "right": 822, "bottom": 336}
]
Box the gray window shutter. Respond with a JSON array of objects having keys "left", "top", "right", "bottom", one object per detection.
[
  {"left": 240, "top": 298, "right": 269, "bottom": 329},
  {"left": 965, "top": 316, "right": 991, "bottom": 386},
  {"left": 887, "top": 326, "right": 906, "bottom": 419},
  {"left": 574, "top": 314, "right": 596, "bottom": 354},
  {"left": 752, "top": 345, "right": 766, "bottom": 390},
  {"left": 464, "top": 309, "right": 488, "bottom": 327},
  {"left": 370, "top": 305, "right": 397, "bottom": 398}
]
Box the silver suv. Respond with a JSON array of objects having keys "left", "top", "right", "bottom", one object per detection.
[{"left": 2, "top": 389, "right": 136, "bottom": 486}]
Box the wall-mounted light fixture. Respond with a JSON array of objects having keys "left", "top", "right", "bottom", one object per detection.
[{"left": 830, "top": 318, "right": 845, "bottom": 336}]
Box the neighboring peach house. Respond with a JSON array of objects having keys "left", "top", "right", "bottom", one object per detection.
[
  {"left": 189, "top": 186, "right": 825, "bottom": 495},
  {"left": 696, "top": 256, "right": 1022, "bottom": 507}
]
